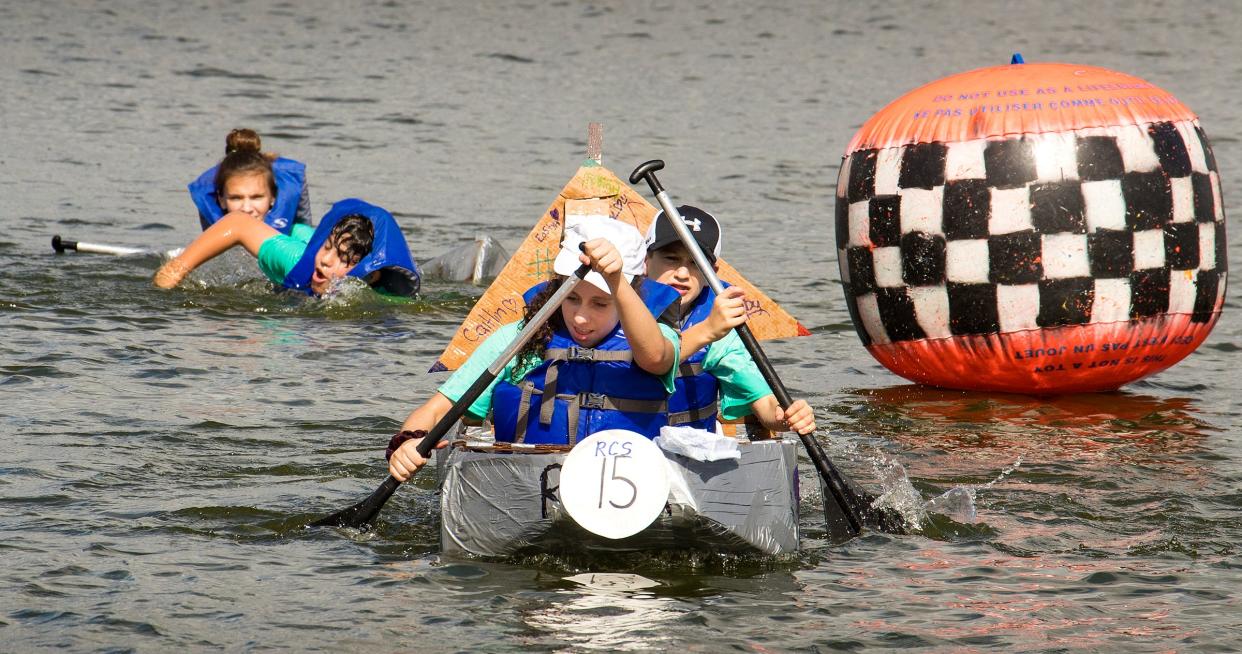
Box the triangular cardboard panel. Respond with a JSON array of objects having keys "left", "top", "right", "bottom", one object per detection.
[{"left": 431, "top": 162, "right": 810, "bottom": 372}]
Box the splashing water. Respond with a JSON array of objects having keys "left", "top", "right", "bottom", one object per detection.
[
  {"left": 863, "top": 454, "right": 1023, "bottom": 532},
  {"left": 922, "top": 486, "right": 976, "bottom": 524},
  {"left": 868, "top": 460, "right": 930, "bottom": 530}
]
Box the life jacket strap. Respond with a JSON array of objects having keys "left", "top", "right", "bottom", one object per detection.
[
  {"left": 580, "top": 394, "right": 667, "bottom": 413},
  {"left": 668, "top": 400, "right": 720, "bottom": 427},
  {"left": 564, "top": 393, "right": 667, "bottom": 446},
  {"left": 545, "top": 347, "right": 633, "bottom": 363},
  {"left": 677, "top": 361, "right": 704, "bottom": 378},
  {"left": 537, "top": 350, "right": 639, "bottom": 426},
  {"left": 514, "top": 381, "right": 536, "bottom": 444},
  {"left": 513, "top": 379, "right": 667, "bottom": 446},
  {"left": 539, "top": 362, "right": 564, "bottom": 427}
]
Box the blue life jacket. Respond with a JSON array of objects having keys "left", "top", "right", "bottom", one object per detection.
[
  {"left": 491, "top": 279, "right": 681, "bottom": 445},
  {"left": 664, "top": 284, "right": 735, "bottom": 430},
  {"left": 282, "top": 198, "right": 421, "bottom": 297},
  {"left": 188, "top": 157, "right": 308, "bottom": 233}
]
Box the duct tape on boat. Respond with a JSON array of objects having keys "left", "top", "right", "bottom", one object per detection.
[{"left": 558, "top": 429, "right": 671, "bottom": 540}]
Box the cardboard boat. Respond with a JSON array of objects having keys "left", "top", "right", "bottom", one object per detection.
[
  {"left": 435, "top": 436, "right": 801, "bottom": 557},
  {"left": 428, "top": 138, "right": 813, "bottom": 557}
]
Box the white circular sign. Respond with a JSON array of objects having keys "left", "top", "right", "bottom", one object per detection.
[{"left": 558, "top": 429, "right": 671, "bottom": 540}]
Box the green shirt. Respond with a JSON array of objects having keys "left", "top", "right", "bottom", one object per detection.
[
  {"left": 438, "top": 321, "right": 682, "bottom": 421},
  {"left": 696, "top": 330, "right": 774, "bottom": 420},
  {"left": 256, "top": 223, "right": 316, "bottom": 284}
]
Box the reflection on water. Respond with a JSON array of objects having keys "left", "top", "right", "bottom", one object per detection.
[
  {"left": 521, "top": 573, "right": 683, "bottom": 651},
  {"left": 835, "top": 384, "right": 1233, "bottom": 563},
  {"left": 831, "top": 544, "right": 1203, "bottom": 651},
  {"left": 847, "top": 384, "right": 1212, "bottom": 468}
]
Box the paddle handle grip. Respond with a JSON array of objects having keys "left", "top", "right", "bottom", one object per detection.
[
  {"left": 629, "top": 160, "right": 666, "bottom": 189},
  {"left": 630, "top": 162, "right": 729, "bottom": 298},
  {"left": 51, "top": 235, "right": 155, "bottom": 256}
]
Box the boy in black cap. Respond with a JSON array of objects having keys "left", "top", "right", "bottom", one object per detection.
[{"left": 644, "top": 205, "right": 816, "bottom": 437}]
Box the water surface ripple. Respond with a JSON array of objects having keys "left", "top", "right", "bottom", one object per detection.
[{"left": 2, "top": 1, "right": 1239, "bottom": 651}]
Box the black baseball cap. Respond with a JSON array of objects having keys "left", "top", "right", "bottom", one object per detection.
[{"left": 644, "top": 205, "right": 722, "bottom": 263}]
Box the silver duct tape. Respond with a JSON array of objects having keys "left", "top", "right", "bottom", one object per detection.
[{"left": 438, "top": 439, "right": 800, "bottom": 557}]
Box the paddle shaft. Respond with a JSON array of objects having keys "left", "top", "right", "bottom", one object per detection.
[
  {"left": 629, "top": 160, "right": 866, "bottom": 536},
  {"left": 52, "top": 235, "right": 183, "bottom": 258},
  {"left": 416, "top": 262, "right": 589, "bottom": 458},
  {"left": 311, "top": 259, "right": 591, "bottom": 528}
]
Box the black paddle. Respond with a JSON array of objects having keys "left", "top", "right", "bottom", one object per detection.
[
  {"left": 311, "top": 258, "right": 593, "bottom": 529},
  {"left": 629, "top": 160, "right": 905, "bottom": 539}
]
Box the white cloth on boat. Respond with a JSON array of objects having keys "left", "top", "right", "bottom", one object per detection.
[
  {"left": 553, "top": 215, "right": 647, "bottom": 294},
  {"left": 654, "top": 425, "right": 741, "bottom": 462}
]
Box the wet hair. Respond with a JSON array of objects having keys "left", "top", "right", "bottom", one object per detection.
[
  {"left": 325, "top": 214, "right": 375, "bottom": 268},
  {"left": 213, "top": 128, "right": 277, "bottom": 204},
  {"left": 511, "top": 274, "right": 644, "bottom": 381}
]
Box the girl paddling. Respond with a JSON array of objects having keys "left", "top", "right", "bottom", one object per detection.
[{"left": 387, "top": 217, "right": 681, "bottom": 481}]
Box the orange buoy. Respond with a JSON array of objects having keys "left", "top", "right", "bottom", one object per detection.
[{"left": 835, "top": 59, "right": 1227, "bottom": 393}]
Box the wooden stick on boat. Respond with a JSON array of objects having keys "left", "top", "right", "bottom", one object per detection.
[
  {"left": 629, "top": 159, "right": 906, "bottom": 539},
  {"left": 310, "top": 255, "right": 593, "bottom": 529}
]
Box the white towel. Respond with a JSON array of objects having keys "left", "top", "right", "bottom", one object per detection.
[{"left": 654, "top": 425, "right": 741, "bottom": 462}]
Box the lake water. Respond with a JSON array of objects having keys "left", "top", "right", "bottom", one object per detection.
[{"left": 2, "top": 1, "right": 1240, "bottom": 651}]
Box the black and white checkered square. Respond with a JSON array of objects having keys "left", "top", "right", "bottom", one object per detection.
[{"left": 836, "top": 119, "right": 1228, "bottom": 346}]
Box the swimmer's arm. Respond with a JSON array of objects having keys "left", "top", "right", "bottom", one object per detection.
[{"left": 154, "top": 212, "right": 278, "bottom": 288}]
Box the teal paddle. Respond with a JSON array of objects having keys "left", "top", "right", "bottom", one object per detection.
[
  {"left": 629, "top": 160, "right": 905, "bottom": 538},
  {"left": 311, "top": 258, "right": 592, "bottom": 529}
]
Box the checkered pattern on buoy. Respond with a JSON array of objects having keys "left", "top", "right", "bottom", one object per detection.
[{"left": 835, "top": 119, "right": 1229, "bottom": 347}]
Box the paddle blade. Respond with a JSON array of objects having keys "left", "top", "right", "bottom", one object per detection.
[
  {"left": 821, "top": 471, "right": 906, "bottom": 540},
  {"left": 866, "top": 504, "right": 907, "bottom": 535},
  {"left": 310, "top": 476, "right": 401, "bottom": 529}
]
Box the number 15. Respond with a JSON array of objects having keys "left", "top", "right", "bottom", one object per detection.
[{"left": 598, "top": 455, "right": 636, "bottom": 509}]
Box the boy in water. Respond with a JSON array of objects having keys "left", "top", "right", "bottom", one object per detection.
[
  {"left": 155, "top": 209, "right": 380, "bottom": 296},
  {"left": 644, "top": 205, "right": 816, "bottom": 436}
]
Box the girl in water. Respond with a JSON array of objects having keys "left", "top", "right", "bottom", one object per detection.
[{"left": 188, "top": 128, "right": 312, "bottom": 235}]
